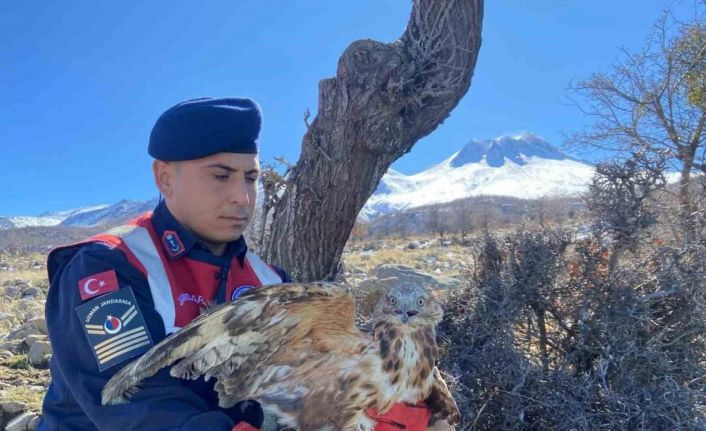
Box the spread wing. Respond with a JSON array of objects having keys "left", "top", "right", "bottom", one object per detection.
[
  {"left": 101, "top": 282, "right": 361, "bottom": 407},
  {"left": 426, "top": 367, "right": 461, "bottom": 428}
]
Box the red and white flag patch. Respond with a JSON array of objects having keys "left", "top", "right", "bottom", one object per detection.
[{"left": 78, "top": 269, "right": 120, "bottom": 301}]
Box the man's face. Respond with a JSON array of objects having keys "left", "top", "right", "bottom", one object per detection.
[{"left": 156, "top": 152, "right": 259, "bottom": 249}]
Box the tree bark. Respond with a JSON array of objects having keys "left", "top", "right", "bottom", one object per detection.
[{"left": 263, "top": 0, "right": 484, "bottom": 281}]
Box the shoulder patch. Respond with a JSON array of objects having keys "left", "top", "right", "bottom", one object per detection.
[
  {"left": 78, "top": 269, "right": 120, "bottom": 301},
  {"left": 231, "top": 285, "right": 255, "bottom": 301},
  {"left": 75, "top": 287, "right": 154, "bottom": 372}
]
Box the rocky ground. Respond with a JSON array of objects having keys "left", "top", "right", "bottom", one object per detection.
[
  {"left": 0, "top": 237, "right": 472, "bottom": 430},
  {"left": 0, "top": 253, "right": 50, "bottom": 430}
]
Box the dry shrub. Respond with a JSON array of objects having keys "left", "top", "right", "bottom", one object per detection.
[
  {"left": 438, "top": 153, "right": 706, "bottom": 429},
  {"left": 438, "top": 229, "right": 706, "bottom": 430}
]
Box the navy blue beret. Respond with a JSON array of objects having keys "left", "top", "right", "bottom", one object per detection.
[{"left": 148, "top": 97, "right": 261, "bottom": 161}]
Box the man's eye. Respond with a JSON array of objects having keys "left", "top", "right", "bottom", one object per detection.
[
  {"left": 246, "top": 177, "right": 258, "bottom": 183},
  {"left": 214, "top": 175, "right": 229, "bottom": 181}
]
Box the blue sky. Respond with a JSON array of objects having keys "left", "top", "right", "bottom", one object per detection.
[{"left": 0, "top": 1, "right": 695, "bottom": 216}]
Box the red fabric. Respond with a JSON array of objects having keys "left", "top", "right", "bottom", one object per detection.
[
  {"left": 232, "top": 422, "right": 260, "bottom": 431},
  {"left": 367, "top": 402, "right": 431, "bottom": 431},
  {"left": 77, "top": 269, "right": 120, "bottom": 300},
  {"left": 85, "top": 212, "right": 270, "bottom": 326}
]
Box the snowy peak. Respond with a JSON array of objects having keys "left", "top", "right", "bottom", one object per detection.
[
  {"left": 60, "top": 198, "right": 158, "bottom": 227},
  {"left": 38, "top": 204, "right": 111, "bottom": 220},
  {"left": 362, "top": 133, "right": 595, "bottom": 218},
  {"left": 0, "top": 198, "right": 159, "bottom": 230},
  {"left": 450, "top": 132, "right": 573, "bottom": 168},
  {"left": 0, "top": 204, "right": 109, "bottom": 229}
]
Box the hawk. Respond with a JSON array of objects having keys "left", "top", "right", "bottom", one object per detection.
[{"left": 102, "top": 282, "right": 460, "bottom": 431}]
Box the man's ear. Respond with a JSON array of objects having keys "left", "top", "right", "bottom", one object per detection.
[{"left": 153, "top": 160, "right": 176, "bottom": 197}]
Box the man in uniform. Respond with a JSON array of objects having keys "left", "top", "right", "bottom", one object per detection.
[
  {"left": 37, "top": 97, "right": 433, "bottom": 431},
  {"left": 38, "top": 97, "right": 289, "bottom": 430}
]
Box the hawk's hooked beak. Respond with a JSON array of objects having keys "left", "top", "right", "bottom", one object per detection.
[{"left": 398, "top": 310, "right": 418, "bottom": 324}]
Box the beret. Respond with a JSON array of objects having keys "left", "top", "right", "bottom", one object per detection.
[{"left": 148, "top": 97, "right": 261, "bottom": 161}]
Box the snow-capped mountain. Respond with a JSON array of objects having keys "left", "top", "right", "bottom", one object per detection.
[
  {"left": 38, "top": 204, "right": 111, "bottom": 221},
  {"left": 0, "top": 204, "right": 110, "bottom": 229},
  {"left": 60, "top": 198, "right": 158, "bottom": 227},
  {"left": 0, "top": 199, "right": 159, "bottom": 230},
  {"left": 363, "top": 133, "right": 595, "bottom": 217}
]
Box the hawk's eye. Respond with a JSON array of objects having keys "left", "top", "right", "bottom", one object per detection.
[
  {"left": 388, "top": 296, "right": 397, "bottom": 306},
  {"left": 416, "top": 297, "right": 425, "bottom": 307}
]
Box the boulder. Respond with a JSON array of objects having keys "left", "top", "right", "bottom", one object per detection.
[
  {"left": 3, "top": 286, "right": 21, "bottom": 300},
  {"left": 406, "top": 241, "right": 420, "bottom": 250},
  {"left": 6, "top": 323, "right": 42, "bottom": 341},
  {"left": 28, "top": 415, "right": 42, "bottom": 430},
  {"left": 28, "top": 341, "right": 52, "bottom": 368},
  {"left": 0, "top": 340, "right": 24, "bottom": 353},
  {"left": 372, "top": 264, "right": 461, "bottom": 290},
  {"left": 6, "top": 411, "right": 39, "bottom": 431},
  {"left": 26, "top": 318, "right": 48, "bottom": 335},
  {"left": 2, "top": 402, "right": 27, "bottom": 415},
  {"left": 21, "top": 287, "right": 41, "bottom": 299},
  {"left": 23, "top": 334, "right": 47, "bottom": 348}
]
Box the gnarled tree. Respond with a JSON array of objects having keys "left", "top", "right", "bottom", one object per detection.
[{"left": 262, "top": 0, "right": 484, "bottom": 281}]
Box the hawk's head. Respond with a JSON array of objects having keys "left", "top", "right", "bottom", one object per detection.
[{"left": 371, "top": 283, "right": 443, "bottom": 327}]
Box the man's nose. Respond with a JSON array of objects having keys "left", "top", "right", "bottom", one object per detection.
[{"left": 229, "top": 178, "right": 250, "bottom": 205}]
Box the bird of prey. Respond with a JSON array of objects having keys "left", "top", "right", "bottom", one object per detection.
[{"left": 102, "top": 282, "right": 460, "bottom": 431}]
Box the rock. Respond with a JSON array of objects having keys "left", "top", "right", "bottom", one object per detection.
[
  {"left": 353, "top": 278, "right": 396, "bottom": 315},
  {"left": 3, "top": 286, "right": 21, "bottom": 300},
  {"left": 6, "top": 411, "right": 38, "bottom": 431},
  {"left": 26, "top": 317, "right": 48, "bottom": 335},
  {"left": 0, "top": 381, "right": 10, "bottom": 390},
  {"left": 362, "top": 242, "right": 381, "bottom": 251},
  {"left": 2, "top": 401, "right": 27, "bottom": 415},
  {"left": 23, "top": 334, "right": 47, "bottom": 348},
  {"left": 0, "top": 349, "right": 15, "bottom": 360},
  {"left": 372, "top": 264, "right": 461, "bottom": 290},
  {"left": 406, "top": 241, "right": 420, "bottom": 250},
  {"left": 28, "top": 415, "right": 42, "bottom": 430},
  {"left": 28, "top": 341, "right": 52, "bottom": 368},
  {"left": 0, "top": 340, "right": 24, "bottom": 353},
  {"left": 6, "top": 323, "right": 41, "bottom": 341},
  {"left": 21, "top": 287, "right": 41, "bottom": 299},
  {"left": 3, "top": 279, "right": 31, "bottom": 289}
]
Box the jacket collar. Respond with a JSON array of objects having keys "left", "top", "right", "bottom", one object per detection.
[{"left": 150, "top": 199, "right": 247, "bottom": 265}]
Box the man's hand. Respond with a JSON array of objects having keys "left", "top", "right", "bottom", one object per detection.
[{"left": 367, "top": 402, "right": 432, "bottom": 431}]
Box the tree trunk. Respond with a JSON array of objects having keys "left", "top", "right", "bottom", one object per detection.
[{"left": 263, "top": 0, "right": 484, "bottom": 281}]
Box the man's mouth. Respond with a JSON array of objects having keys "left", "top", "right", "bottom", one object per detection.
[{"left": 221, "top": 216, "right": 248, "bottom": 224}]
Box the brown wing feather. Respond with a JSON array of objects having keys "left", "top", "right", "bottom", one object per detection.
[
  {"left": 426, "top": 367, "right": 461, "bottom": 426},
  {"left": 101, "top": 282, "right": 359, "bottom": 406}
]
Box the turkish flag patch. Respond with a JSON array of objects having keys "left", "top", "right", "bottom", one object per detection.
[{"left": 78, "top": 269, "right": 120, "bottom": 301}]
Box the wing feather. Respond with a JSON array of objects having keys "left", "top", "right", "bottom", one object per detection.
[
  {"left": 426, "top": 367, "right": 461, "bottom": 427},
  {"left": 101, "top": 282, "right": 357, "bottom": 406}
]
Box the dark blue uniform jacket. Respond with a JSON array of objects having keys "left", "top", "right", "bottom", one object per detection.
[{"left": 37, "top": 200, "right": 290, "bottom": 430}]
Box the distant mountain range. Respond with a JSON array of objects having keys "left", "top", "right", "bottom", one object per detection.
[
  {"left": 361, "top": 132, "right": 594, "bottom": 218},
  {"left": 1, "top": 132, "right": 595, "bottom": 231},
  {"left": 0, "top": 198, "right": 158, "bottom": 230}
]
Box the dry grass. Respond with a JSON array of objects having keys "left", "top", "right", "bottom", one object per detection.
[
  {"left": 0, "top": 252, "right": 48, "bottom": 286},
  {"left": 0, "top": 253, "right": 49, "bottom": 410},
  {"left": 0, "top": 382, "right": 46, "bottom": 411},
  {"left": 343, "top": 236, "right": 470, "bottom": 276}
]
